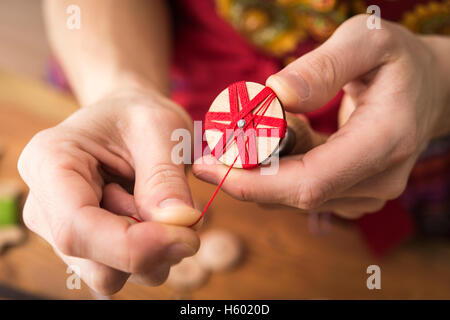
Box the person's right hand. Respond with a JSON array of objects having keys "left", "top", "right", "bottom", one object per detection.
[
  {"left": 193, "top": 15, "right": 450, "bottom": 220},
  {"left": 18, "top": 87, "right": 202, "bottom": 295}
]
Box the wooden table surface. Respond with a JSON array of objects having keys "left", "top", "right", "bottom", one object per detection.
[{"left": 0, "top": 71, "right": 449, "bottom": 300}]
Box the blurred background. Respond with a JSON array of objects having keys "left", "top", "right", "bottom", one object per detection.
[{"left": 0, "top": 0, "right": 449, "bottom": 300}]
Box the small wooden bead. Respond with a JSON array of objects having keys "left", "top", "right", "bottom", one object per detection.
[
  {"left": 196, "top": 229, "right": 243, "bottom": 272},
  {"left": 167, "top": 256, "right": 210, "bottom": 291},
  {"left": 0, "top": 226, "right": 25, "bottom": 253}
]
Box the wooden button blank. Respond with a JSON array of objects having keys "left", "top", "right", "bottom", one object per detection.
[
  {"left": 167, "top": 256, "right": 210, "bottom": 291},
  {"left": 205, "top": 82, "right": 285, "bottom": 168},
  {"left": 196, "top": 229, "right": 243, "bottom": 272}
]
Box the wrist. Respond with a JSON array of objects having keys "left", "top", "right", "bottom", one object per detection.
[
  {"left": 74, "top": 67, "right": 170, "bottom": 107},
  {"left": 85, "top": 77, "right": 193, "bottom": 134}
]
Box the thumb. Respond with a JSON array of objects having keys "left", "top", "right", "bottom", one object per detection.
[
  {"left": 267, "top": 15, "right": 393, "bottom": 113},
  {"left": 128, "top": 107, "right": 201, "bottom": 227}
]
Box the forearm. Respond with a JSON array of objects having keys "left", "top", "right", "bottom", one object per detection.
[{"left": 43, "top": 0, "right": 171, "bottom": 106}]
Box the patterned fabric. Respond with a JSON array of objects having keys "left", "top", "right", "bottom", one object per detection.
[
  {"left": 213, "top": 0, "right": 450, "bottom": 58},
  {"left": 214, "top": 0, "right": 365, "bottom": 56},
  {"left": 403, "top": 137, "right": 450, "bottom": 238},
  {"left": 402, "top": 0, "right": 450, "bottom": 34}
]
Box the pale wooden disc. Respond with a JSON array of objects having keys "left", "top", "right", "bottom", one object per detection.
[
  {"left": 196, "top": 229, "right": 243, "bottom": 272},
  {"left": 167, "top": 256, "right": 210, "bottom": 291},
  {"left": 205, "top": 82, "right": 284, "bottom": 168}
]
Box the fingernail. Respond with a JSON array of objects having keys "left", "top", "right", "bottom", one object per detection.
[
  {"left": 278, "top": 71, "right": 310, "bottom": 101},
  {"left": 159, "top": 198, "right": 190, "bottom": 208},
  {"left": 152, "top": 204, "right": 202, "bottom": 226},
  {"left": 166, "top": 243, "right": 196, "bottom": 260}
]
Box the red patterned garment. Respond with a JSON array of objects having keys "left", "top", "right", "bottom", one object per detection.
[{"left": 169, "top": 0, "right": 450, "bottom": 256}]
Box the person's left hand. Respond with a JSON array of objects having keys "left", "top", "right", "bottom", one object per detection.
[{"left": 193, "top": 15, "right": 450, "bottom": 219}]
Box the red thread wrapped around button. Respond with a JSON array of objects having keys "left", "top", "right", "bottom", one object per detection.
[
  {"left": 188, "top": 82, "right": 287, "bottom": 227},
  {"left": 205, "top": 81, "right": 287, "bottom": 169}
]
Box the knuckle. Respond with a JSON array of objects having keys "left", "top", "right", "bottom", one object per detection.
[
  {"left": 46, "top": 140, "right": 83, "bottom": 170},
  {"left": 233, "top": 183, "right": 253, "bottom": 202},
  {"left": 30, "top": 128, "right": 56, "bottom": 146},
  {"left": 147, "top": 163, "right": 184, "bottom": 186},
  {"left": 138, "top": 164, "right": 186, "bottom": 203},
  {"left": 52, "top": 221, "right": 75, "bottom": 257},
  {"left": 305, "top": 51, "right": 339, "bottom": 95},
  {"left": 345, "top": 14, "right": 394, "bottom": 43},
  {"left": 293, "top": 181, "right": 327, "bottom": 210},
  {"left": 28, "top": 129, "right": 58, "bottom": 153},
  {"left": 341, "top": 14, "right": 398, "bottom": 58},
  {"left": 18, "top": 129, "right": 55, "bottom": 181},
  {"left": 48, "top": 150, "right": 77, "bottom": 171},
  {"left": 368, "top": 25, "right": 396, "bottom": 49},
  {"left": 22, "top": 197, "right": 38, "bottom": 233}
]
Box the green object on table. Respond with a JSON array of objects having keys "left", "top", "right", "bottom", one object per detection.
[{"left": 0, "top": 196, "right": 18, "bottom": 226}]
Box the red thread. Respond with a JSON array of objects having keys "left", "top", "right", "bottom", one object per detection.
[
  {"left": 129, "top": 216, "right": 142, "bottom": 223},
  {"left": 189, "top": 82, "right": 287, "bottom": 227}
]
